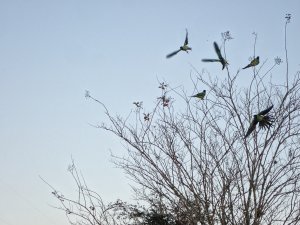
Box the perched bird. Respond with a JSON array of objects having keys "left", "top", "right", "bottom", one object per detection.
[
  {"left": 242, "top": 56, "right": 260, "bottom": 69},
  {"left": 166, "top": 29, "right": 192, "bottom": 58},
  {"left": 245, "top": 105, "right": 274, "bottom": 138},
  {"left": 191, "top": 90, "right": 206, "bottom": 100},
  {"left": 202, "top": 42, "right": 228, "bottom": 70}
]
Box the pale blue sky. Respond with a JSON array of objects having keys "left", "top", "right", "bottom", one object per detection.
[{"left": 0, "top": 0, "right": 299, "bottom": 224}]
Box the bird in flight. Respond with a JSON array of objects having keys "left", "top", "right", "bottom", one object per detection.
[
  {"left": 166, "top": 29, "right": 192, "bottom": 58},
  {"left": 245, "top": 105, "right": 274, "bottom": 138},
  {"left": 202, "top": 42, "right": 228, "bottom": 70},
  {"left": 191, "top": 90, "right": 206, "bottom": 100},
  {"left": 242, "top": 56, "right": 260, "bottom": 69}
]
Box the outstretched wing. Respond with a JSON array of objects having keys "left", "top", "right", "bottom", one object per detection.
[
  {"left": 166, "top": 49, "right": 181, "bottom": 58},
  {"left": 245, "top": 120, "right": 258, "bottom": 138},
  {"left": 202, "top": 59, "right": 220, "bottom": 62},
  {"left": 213, "top": 42, "right": 224, "bottom": 61},
  {"left": 184, "top": 29, "right": 188, "bottom": 46},
  {"left": 258, "top": 105, "right": 273, "bottom": 115}
]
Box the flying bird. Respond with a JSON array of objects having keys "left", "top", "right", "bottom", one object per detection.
[
  {"left": 242, "top": 56, "right": 260, "bottom": 69},
  {"left": 191, "top": 90, "right": 206, "bottom": 100},
  {"left": 166, "top": 29, "right": 192, "bottom": 58},
  {"left": 202, "top": 42, "right": 228, "bottom": 70},
  {"left": 245, "top": 105, "right": 274, "bottom": 138}
]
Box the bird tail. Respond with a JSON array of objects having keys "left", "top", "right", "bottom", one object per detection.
[
  {"left": 242, "top": 64, "right": 251, "bottom": 69},
  {"left": 202, "top": 59, "right": 220, "bottom": 62}
]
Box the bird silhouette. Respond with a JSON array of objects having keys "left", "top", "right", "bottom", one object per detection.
[
  {"left": 242, "top": 56, "right": 260, "bottom": 69},
  {"left": 202, "top": 42, "right": 228, "bottom": 70},
  {"left": 166, "top": 29, "right": 192, "bottom": 58},
  {"left": 191, "top": 90, "right": 206, "bottom": 100},
  {"left": 245, "top": 105, "right": 274, "bottom": 138}
]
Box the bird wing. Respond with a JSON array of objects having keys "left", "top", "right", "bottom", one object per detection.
[
  {"left": 253, "top": 57, "right": 259, "bottom": 66},
  {"left": 184, "top": 29, "right": 189, "bottom": 46},
  {"left": 202, "top": 59, "right": 220, "bottom": 62},
  {"left": 249, "top": 58, "right": 256, "bottom": 67},
  {"left": 213, "top": 42, "right": 224, "bottom": 61},
  {"left": 198, "top": 93, "right": 205, "bottom": 99},
  {"left": 259, "top": 105, "right": 274, "bottom": 115},
  {"left": 191, "top": 90, "right": 206, "bottom": 98},
  {"left": 243, "top": 57, "right": 259, "bottom": 69},
  {"left": 191, "top": 93, "right": 204, "bottom": 99},
  {"left": 166, "top": 49, "right": 181, "bottom": 58},
  {"left": 245, "top": 120, "right": 258, "bottom": 138}
]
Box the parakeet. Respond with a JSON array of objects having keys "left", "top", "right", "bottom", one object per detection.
[
  {"left": 245, "top": 105, "right": 274, "bottom": 138},
  {"left": 202, "top": 42, "right": 228, "bottom": 70},
  {"left": 191, "top": 90, "right": 206, "bottom": 100},
  {"left": 166, "top": 29, "right": 192, "bottom": 58},
  {"left": 242, "top": 56, "right": 260, "bottom": 69}
]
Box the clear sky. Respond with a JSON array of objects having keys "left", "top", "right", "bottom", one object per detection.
[{"left": 0, "top": 0, "right": 299, "bottom": 224}]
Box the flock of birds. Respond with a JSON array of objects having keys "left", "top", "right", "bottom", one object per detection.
[{"left": 164, "top": 29, "right": 273, "bottom": 139}]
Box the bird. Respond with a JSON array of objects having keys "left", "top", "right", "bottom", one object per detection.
[
  {"left": 166, "top": 29, "right": 192, "bottom": 58},
  {"left": 191, "top": 90, "right": 206, "bottom": 100},
  {"left": 202, "top": 42, "right": 228, "bottom": 70},
  {"left": 242, "top": 56, "right": 260, "bottom": 69},
  {"left": 244, "top": 105, "right": 274, "bottom": 138}
]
